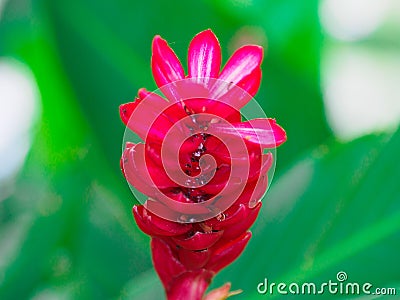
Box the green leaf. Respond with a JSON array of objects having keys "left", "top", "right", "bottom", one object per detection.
[
  {"left": 0, "top": 1, "right": 152, "bottom": 298},
  {"left": 119, "top": 269, "right": 164, "bottom": 300}
]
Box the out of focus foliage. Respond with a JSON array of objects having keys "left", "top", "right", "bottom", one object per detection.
[{"left": 0, "top": 0, "right": 398, "bottom": 299}]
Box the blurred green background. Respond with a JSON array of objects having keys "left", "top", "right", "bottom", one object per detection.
[{"left": 0, "top": 0, "right": 399, "bottom": 299}]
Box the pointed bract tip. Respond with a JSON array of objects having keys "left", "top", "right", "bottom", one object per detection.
[
  {"left": 138, "top": 88, "right": 150, "bottom": 100},
  {"left": 151, "top": 35, "right": 168, "bottom": 54},
  {"left": 195, "top": 28, "right": 217, "bottom": 38},
  {"left": 152, "top": 35, "right": 163, "bottom": 43},
  {"left": 119, "top": 102, "right": 135, "bottom": 125},
  {"left": 269, "top": 119, "right": 287, "bottom": 147}
]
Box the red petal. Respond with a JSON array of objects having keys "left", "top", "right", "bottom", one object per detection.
[
  {"left": 151, "top": 35, "right": 185, "bottom": 88},
  {"left": 199, "top": 165, "right": 231, "bottom": 195},
  {"left": 123, "top": 143, "right": 177, "bottom": 196},
  {"left": 136, "top": 88, "right": 170, "bottom": 116},
  {"left": 144, "top": 193, "right": 212, "bottom": 218},
  {"left": 125, "top": 90, "right": 176, "bottom": 142},
  {"left": 206, "top": 144, "right": 267, "bottom": 182},
  {"left": 248, "top": 152, "right": 273, "bottom": 182},
  {"left": 122, "top": 144, "right": 156, "bottom": 196},
  {"left": 221, "top": 202, "right": 261, "bottom": 241},
  {"left": 172, "top": 230, "right": 223, "bottom": 251},
  {"left": 120, "top": 142, "right": 135, "bottom": 177},
  {"left": 211, "top": 45, "right": 263, "bottom": 99},
  {"left": 188, "top": 29, "right": 221, "bottom": 87},
  {"left": 203, "top": 136, "right": 230, "bottom": 164},
  {"left": 205, "top": 204, "right": 247, "bottom": 230},
  {"left": 167, "top": 270, "right": 213, "bottom": 300},
  {"left": 206, "top": 231, "right": 252, "bottom": 273},
  {"left": 133, "top": 205, "right": 192, "bottom": 237},
  {"left": 237, "top": 64, "right": 262, "bottom": 97},
  {"left": 119, "top": 99, "right": 140, "bottom": 126},
  {"left": 178, "top": 248, "right": 210, "bottom": 270},
  {"left": 123, "top": 89, "right": 186, "bottom": 142},
  {"left": 138, "top": 88, "right": 187, "bottom": 123},
  {"left": 151, "top": 237, "right": 186, "bottom": 289},
  {"left": 210, "top": 118, "right": 287, "bottom": 148},
  {"left": 209, "top": 67, "right": 262, "bottom": 116},
  {"left": 218, "top": 45, "right": 263, "bottom": 85},
  {"left": 233, "top": 176, "right": 269, "bottom": 208}
]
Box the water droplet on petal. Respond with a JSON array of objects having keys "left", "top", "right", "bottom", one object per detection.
[
  {"left": 179, "top": 215, "right": 188, "bottom": 222},
  {"left": 217, "top": 213, "right": 226, "bottom": 221},
  {"left": 249, "top": 199, "right": 259, "bottom": 209},
  {"left": 231, "top": 177, "right": 242, "bottom": 184}
]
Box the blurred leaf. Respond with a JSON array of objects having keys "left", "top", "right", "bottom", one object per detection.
[
  {"left": 119, "top": 269, "right": 164, "bottom": 300},
  {"left": 0, "top": 0, "right": 152, "bottom": 298}
]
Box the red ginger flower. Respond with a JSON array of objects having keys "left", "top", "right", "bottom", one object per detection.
[{"left": 120, "top": 29, "right": 286, "bottom": 299}]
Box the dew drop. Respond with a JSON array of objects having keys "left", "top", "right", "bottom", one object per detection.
[
  {"left": 216, "top": 213, "right": 226, "bottom": 221},
  {"left": 248, "top": 199, "right": 259, "bottom": 209},
  {"left": 231, "top": 177, "right": 243, "bottom": 184},
  {"left": 179, "top": 215, "right": 188, "bottom": 222}
]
